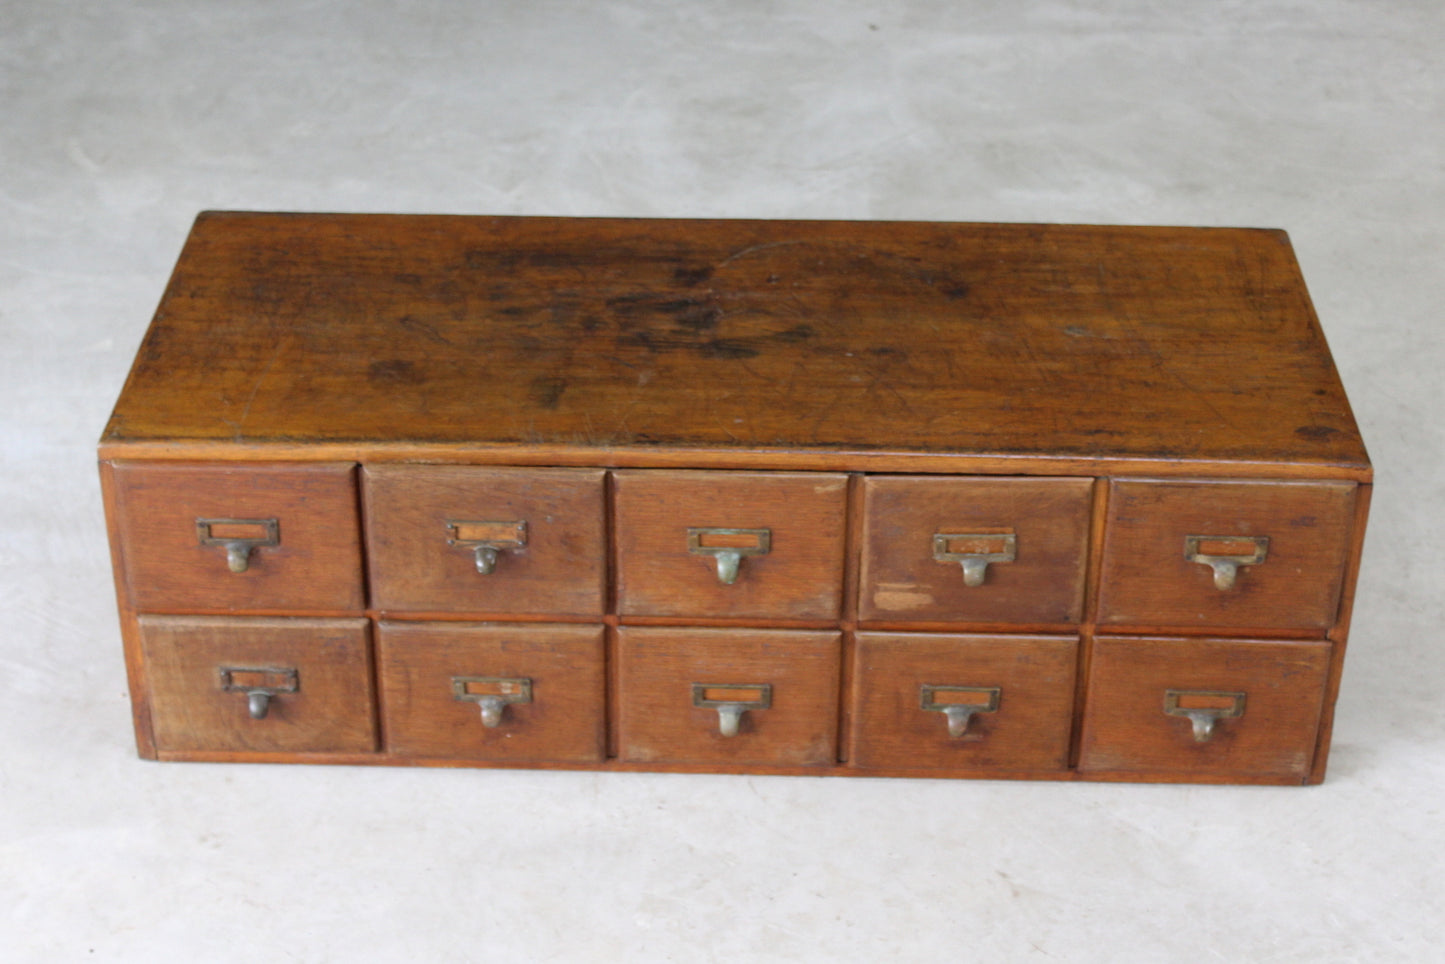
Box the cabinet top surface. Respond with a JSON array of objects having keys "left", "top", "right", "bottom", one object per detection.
[{"left": 102, "top": 212, "right": 1368, "bottom": 472}]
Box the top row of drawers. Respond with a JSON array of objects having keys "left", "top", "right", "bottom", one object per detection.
[{"left": 109, "top": 462, "right": 1358, "bottom": 632}]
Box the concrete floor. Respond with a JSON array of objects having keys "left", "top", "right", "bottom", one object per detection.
[{"left": 3, "top": 2, "right": 1441, "bottom": 960}]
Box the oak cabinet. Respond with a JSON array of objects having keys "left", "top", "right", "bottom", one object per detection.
[{"left": 101, "top": 213, "right": 1371, "bottom": 784}]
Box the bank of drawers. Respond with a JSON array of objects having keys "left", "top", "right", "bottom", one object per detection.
[{"left": 110, "top": 461, "right": 1359, "bottom": 783}]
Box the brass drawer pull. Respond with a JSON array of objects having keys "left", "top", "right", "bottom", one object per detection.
[
  {"left": 1164, "top": 689, "right": 1246, "bottom": 742},
  {"left": 1184, "top": 535, "right": 1270, "bottom": 591},
  {"left": 692, "top": 682, "right": 772, "bottom": 737},
  {"left": 452, "top": 676, "right": 533, "bottom": 727},
  {"left": 219, "top": 665, "right": 298, "bottom": 719},
  {"left": 920, "top": 685, "right": 1001, "bottom": 738},
  {"left": 446, "top": 520, "right": 528, "bottom": 575},
  {"left": 196, "top": 518, "right": 280, "bottom": 573},
  {"left": 932, "top": 532, "right": 1016, "bottom": 587},
  {"left": 687, "top": 527, "right": 771, "bottom": 585}
]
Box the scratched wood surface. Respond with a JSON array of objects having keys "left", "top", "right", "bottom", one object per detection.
[{"left": 102, "top": 212, "right": 1368, "bottom": 470}]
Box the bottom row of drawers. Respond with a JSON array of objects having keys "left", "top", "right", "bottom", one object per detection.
[{"left": 138, "top": 617, "right": 1333, "bottom": 782}]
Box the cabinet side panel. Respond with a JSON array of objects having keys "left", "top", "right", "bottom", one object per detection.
[
  {"left": 1309, "top": 481, "right": 1373, "bottom": 783},
  {"left": 99, "top": 459, "right": 157, "bottom": 758}
]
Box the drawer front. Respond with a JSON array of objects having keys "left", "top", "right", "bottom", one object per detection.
[
  {"left": 1077, "top": 635, "right": 1331, "bottom": 781},
  {"left": 376, "top": 621, "right": 605, "bottom": 763},
  {"left": 139, "top": 615, "right": 376, "bottom": 753},
  {"left": 849, "top": 633, "right": 1077, "bottom": 772},
  {"left": 858, "top": 476, "right": 1093, "bottom": 624},
  {"left": 112, "top": 462, "right": 364, "bottom": 612},
  {"left": 364, "top": 466, "right": 606, "bottom": 615},
  {"left": 613, "top": 471, "right": 848, "bottom": 619},
  {"left": 1097, "top": 479, "right": 1356, "bottom": 631},
  {"left": 616, "top": 627, "right": 841, "bottom": 766}
]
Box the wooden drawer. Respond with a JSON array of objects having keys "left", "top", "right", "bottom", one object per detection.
[
  {"left": 616, "top": 627, "right": 841, "bottom": 766},
  {"left": 139, "top": 615, "right": 376, "bottom": 754},
  {"left": 858, "top": 476, "right": 1093, "bottom": 625},
  {"left": 363, "top": 465, "right": 606, "bottom": 616},
  {"left": 1077, "top": 635, "right": 1332, "bottom": 782},
  {"left": 112, "top": 462, "right": 364, "bottom": 612},
  {"left": 376, "top": 621, "right": 605, "bottom": 764},
  {"left": 848, "top": 633, "right": 1077, "bottom": 773},
  {"left": 1097, "top": 480, "right": 1357, "bottom": 632},
  {"left": 613, "top": 471, "right": 848, "bottom": 620}
]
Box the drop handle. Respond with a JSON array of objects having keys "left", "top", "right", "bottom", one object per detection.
[
  {"left": 1164, "top": 690, "right": 1246, "bottom": 742},
  {"left": 1184, "top": 535, "right": 1269, "bottom": 591},
  {"left": 476, "top": 696, "right": 505, "bottom": 728},
  {"left": 692, "top": 683, "right": 772, "bottom": 736},
  {"left": 446, "top": 520, "right": 528, "bottom": 575},
  {"left": 472, "top": 546, "right": 499, "bottom": 575},
  {"left": 933, "top": 532, "right": 1016, "bottom": 587},
  {"left": 196, "top": 518, "right": 280, "bottom": 574},
  {"left": 452, "top": 676, "right": 532, "bottom": 727},
  {"left": 920, "top": 685, "right": 1000, "bottom": 738},
  {"left": 687, "top": 528, "right": 771, "bottom": 585}
]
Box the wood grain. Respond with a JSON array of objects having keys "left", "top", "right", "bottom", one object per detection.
[{"left": 102, "top": 213, "right": 1369, "bottom": 473}]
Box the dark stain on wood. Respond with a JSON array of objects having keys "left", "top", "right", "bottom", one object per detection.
[
  {"left": 529, "top": 376, "right": 569, "bottom": 409},
  {"left": 698, "top": 339, "right": 759, "bottom": 360},
  {"left": 369, "top": 359, "right": 423, "bottom": 384},
  {"left": 673, "top": 264, "right": 715, "bottom": 286},
  {"left": 773, "top": 325, "right": 814, "bottom": 343}
]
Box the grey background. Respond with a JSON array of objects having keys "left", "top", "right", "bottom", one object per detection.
[{"left": 3, "top": 1, "right": 1440, "bottom": 960}]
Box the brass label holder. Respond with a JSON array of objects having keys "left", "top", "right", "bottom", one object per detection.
[
  {"left": 920, "top": 684, "right": 1001, "bottom": 738},
  {"left": 933, "top": 531, "right": 1016, "bottom": 587},
  {"left": 1164, "top": 689, "right": 1246, "bottom": 742},
  {"left": 219, "top": 665, "right": 298, "bottom": 720},
  {"left": 692, "top": 682, "right": 773, "bottom": 737},
  {"left": 1184, "top": 535, "right": 1269, "bottom": 591},
  {"left": 687, "top": 527, "right": 771, "bottom": 585},
  {"left": 446, "top": 520, "right": 528, "bottom": 575},
  {"left": 452, "top": 675, "right": 533, "bottom": 727},
  {"left": 197, "top": 518, "right": 280, "bottom": 574}
]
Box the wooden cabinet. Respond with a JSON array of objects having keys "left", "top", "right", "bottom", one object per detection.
[{"left": 100, "top": 213, "right": 1371, "bottom": 784}]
